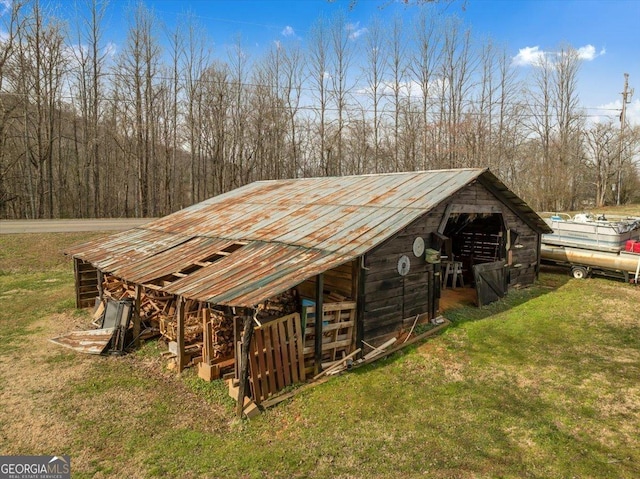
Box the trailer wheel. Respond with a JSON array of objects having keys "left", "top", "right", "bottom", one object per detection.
[{"left": 571, "top": 266, "right": 588, "bottom": 279}]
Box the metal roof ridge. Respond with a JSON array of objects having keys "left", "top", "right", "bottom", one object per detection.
[{"left": 251, "top": 167, "right": 486, "bottom": 184}]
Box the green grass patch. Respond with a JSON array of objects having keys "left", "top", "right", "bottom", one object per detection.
[{"left": 0, "top": 231, "right": 108, "bottom": 274}]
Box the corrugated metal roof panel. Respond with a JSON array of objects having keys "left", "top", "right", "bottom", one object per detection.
[
  {"left": 113, "top": 236, "right": 238, "bottom": 284},
  {"left": 68, "top": 229, "right": 194, "bottom": 273},
  {"left": 160, "top": 241, "right": 349, "bottom": 306},
  {"left": 49, "top": 328, "right": 115, "bottom": 355}
]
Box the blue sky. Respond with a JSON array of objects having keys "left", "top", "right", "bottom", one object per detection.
[{"left": 28, "top": 0, "right": 640, "bottom": 124}]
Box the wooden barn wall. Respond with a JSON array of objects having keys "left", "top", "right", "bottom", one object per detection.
[
  {"left": 362, "top": 180, "right": 539, "bottom": 345},
  {"left": 297, "top": 261, "right": 355, "bottom": 300},
  {"left": 362, "top": 218, "right": 438, "bottom": 346}
]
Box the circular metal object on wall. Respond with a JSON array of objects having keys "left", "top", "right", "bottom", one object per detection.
[
  {"left": 412, "top": 237, "right": 425, "bottom": 257},
  {"left": 397, "top": 255, "right": 411, "bottom": 276}
]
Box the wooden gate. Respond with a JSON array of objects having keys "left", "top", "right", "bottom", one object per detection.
[
  {"left": 472, "top": 260, "right": 508, "bottom": 307},
  {"left": 248, "top": 313, "right": 306, "bottom": 404}
]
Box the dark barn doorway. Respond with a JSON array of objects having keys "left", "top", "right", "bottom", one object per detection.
[{"left": 438, "top": 212, "right": 507, "bottom": 309}]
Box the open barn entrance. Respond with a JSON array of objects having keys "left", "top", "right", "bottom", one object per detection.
[{"left": 437, "top": 210, "right": 507, "bottom": 309}]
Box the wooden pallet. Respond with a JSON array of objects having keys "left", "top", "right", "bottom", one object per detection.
[
  {"left": 302, "top": 301, "right": 356, "bottom": 375},
  {"left": 248, "top": 312, "right": 306, "bottom": 404}
]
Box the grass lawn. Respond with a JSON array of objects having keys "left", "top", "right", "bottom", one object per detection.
[{"left": 0, "top": 232, "right": 639, "bottom": 478}]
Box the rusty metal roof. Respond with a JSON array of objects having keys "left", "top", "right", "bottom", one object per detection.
[
  {"left": 49, "top": 328, "right": 115, "bottom": 354},
  {"left": 69, "top": 168, "right": 549, "bottom": 307}
]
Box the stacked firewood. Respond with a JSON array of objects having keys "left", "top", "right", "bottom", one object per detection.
[
  {"left": 208, "top": 308, "right": 235, "bottom": 359},
  {"left": 102, "top": 274, "right": 180, "bottom": 336},
  {"left": 159, "top": 300, "right": 204, "bottom": 343},
  {"left": 101, "top": 273, "right": 236, "bottom": 355},
  {"left": 256, "top": 288, "right": 299, "bottom": 322}
]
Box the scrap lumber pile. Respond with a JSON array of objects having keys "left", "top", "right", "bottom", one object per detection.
[{"left": 102, "top": 275, "right": 176, "bottom": 327}]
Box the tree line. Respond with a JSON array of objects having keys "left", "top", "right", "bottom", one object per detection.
[{"left": 1, "top": 0, "right": 638, "bottom": 220}]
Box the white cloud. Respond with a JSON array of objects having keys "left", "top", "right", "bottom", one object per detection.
[
  {"left": 591, "top": 99, "right": 639, "bottom": 127},
  {"left": 575, "top": 44, "right": 605, "bottom": 61},
  {"left": 625, "top": 99, "right": 640, "bottom": 127},
  {"left": 512, "top": 46, "right": 546, "bottom": 67},
  {"left": 513, "top": 44, "right": 605, "bottom": 67},
  {"left": 576, "top": 44, "right": 596, "bottom": 61},
  {"left": 281, "top": 25, "right": 295, "bottom": 37},
  {"left": 346, "top": 22, "right": 367, "bottom": 41}
]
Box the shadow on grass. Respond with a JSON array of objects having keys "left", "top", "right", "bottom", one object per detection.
[
  {"left": 443, "top": 268, "right": 571, "bottom": 327},
  {"left": 351, "top": 269, "right": 572, "bottom": 377}
]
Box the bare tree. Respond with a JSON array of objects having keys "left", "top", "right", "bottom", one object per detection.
[
  {"left": 525, "top": 45, "right": 583, "bottom": 210},
  {"left": 71, "top": 0, "right": 108, "bottom": 217},
  {"left": 438, "top": 16, "right": 475, "bottom": 169},
  {"left": 279, "top": 40, "right": 305, "bottom": 177},
  {"left": 328, "top": 9, "right": 356, "bottom": 176},
  {"left": 410, "top": 8, "right": 440, "bottom": 169},
  {"left": 308, "top": 14, "right": 331, "bottom": 175},
  {"left": 116, "top": 2, "right": 161, "bottom": 217},
  {"left": 583, "top": 121, "right": 619, "bottom": 206},
  {"left": 362, "top": 15, "right": 386, "bottom": 173},
  {"left": 386, "top": 14, "right": 407, "bottom": 172},
  {"left": 226, "top": 34, "right": 250, "bottom": 192},
  {"left": 14, "top": 1, "right": 68, "bottom": 218},
  {"left": 164, "top": 19, "right": 186, "bottom": 212},
  {"left": 0, "top": 0, "right": 25, "bottom": 216},
  {"left": 180, "top": 13, "right": 210, "bottom": 203}
]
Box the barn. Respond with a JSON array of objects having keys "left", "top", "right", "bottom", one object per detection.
[{"left": 66, "top": 168, "right": 551, "bottom": 409}]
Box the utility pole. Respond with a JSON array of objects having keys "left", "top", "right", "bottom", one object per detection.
[{"left": 617, "top": 73, "right": 634, "bottom": 205}]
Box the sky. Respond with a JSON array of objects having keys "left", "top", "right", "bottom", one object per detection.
[{"left": 6, "top": 0, "right": 640, "bottom": 125}]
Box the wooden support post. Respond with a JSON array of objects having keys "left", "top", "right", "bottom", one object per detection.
[
  {"left": 97, "top": 269, "right": 104, "bottom": 301},
  {"left": 176, "top": 296, "right": 185, "bottom": 373},
  {"left": 236, "top": 310, "right": 255, "bottom": 418},
  {"left": 355, "top": 257, "right": 366, "bottom": 354},
  {"left": 234, "top": 315, "right": 241, "bottom": 380},
  {"left": 202, "top": 307, "right": 211, "bottom": 364},
  {"left": 314, "top": 273, "right": 324, "bottom": 376},
  {"left": 133, "top": 285, "right": 142, "bottom": 347},
  {"left": 73, "top": 258, "right": 81, "bottom": 308}
]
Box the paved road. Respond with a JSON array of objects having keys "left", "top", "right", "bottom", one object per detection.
[{"left": 0, "top": 218, "right": 156, "bottom": 234}]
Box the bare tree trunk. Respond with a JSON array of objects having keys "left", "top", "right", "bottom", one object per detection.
[{"left": 309, "top": 15, "right": 330, "bottom": 176}]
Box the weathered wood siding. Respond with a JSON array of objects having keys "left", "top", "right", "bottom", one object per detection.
[
  {"left": 362, "top": 217, "right": 439, "bottom": 346},
  {"left": 297, "top": 261, "right": 355, "bottom": 300},
  {"left": 74, "top": 258, "right": 100, "bottom": 308},
  {"left": 429, "top": 180, "right": 539, "bottom": 287},
  {"left": 361, "top": 180, "right": 539, "bottom": 345}
]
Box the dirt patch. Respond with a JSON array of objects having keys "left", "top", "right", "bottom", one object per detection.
[
  {"left": 0, "top": 308, "right": 232, "bottom": 476},
  {"left": 0, "top": 312, "right": 94, "bottom": 454}
]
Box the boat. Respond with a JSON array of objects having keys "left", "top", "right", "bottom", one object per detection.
[{"left": 541, "top": 213, "right": 640, "bottom": 282}]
